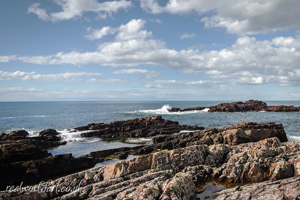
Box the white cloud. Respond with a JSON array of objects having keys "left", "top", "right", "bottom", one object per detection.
[
  {"left": 180, "top": 33, "right": 196, "bottom": 39},
  {"left": 87, "top": 78, "right": 128, "bottom": 83},
  {"left": 149, "top": 18, "right": 162, "bottom": 24},
  {"left": 152, "top": 79, "right": 218, "bottom": 87},
  {"left": 6, "top": 19, "right": 300, "bottom": 87},
  {"left": 85, "top": 26, "right": 117, "bottom": 40},
  {"left": 27, "top": 3, "right": 50, "bottom": 21},
  {"left": 141, "top": 0, "right": 300, "bottom": 35},
  {"left": 291, "top": 92, "right": 300, "bottom": 97},
  {"left": 0, "top": 55, "right": 17, "bottom": 63},
  {"left": 28, "top": 0, "right": 132, "bottom": 22},
  {"left": 58, "top": 88, "right": 152, "bottom": 99},
  {"left": 145, "top": 84, "right": 172, "bottom": 89},
  {"left": 112, "top": 68, "right": 160, "bottom": 78},
  {"left": 0, "top": 71, "right": 125, "bottom": 83},
  {"left": 0, "top": 87, "right": 43, "bottom": 93}
]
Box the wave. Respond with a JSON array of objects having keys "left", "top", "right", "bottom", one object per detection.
[
  {"left": 130, "top": 105, "right": 209, "bottom": 115},
  {"left": 58, "top": 129, "right": 92, "bottom": 142},
  {"left": 125, "top": 138, "right": 152, "bottom": 144},
  {"left": 1, "top": 115, "right": 49, "bottom": 119},
  {"left": 288, "top": 135, "right": 300, "bottom": 141}
]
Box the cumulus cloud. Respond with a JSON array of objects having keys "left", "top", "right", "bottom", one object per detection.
[
  {"left": 5, "top": 19, "right": 300, "bottom": 87},
  {"left": 152, "top": 79, "right": 219, "bottom": 87},
  {"left": 28, "top": 0, "right": 132, "bottom": 22},
  {"left": 85, "top": 26, "right": 117, "bottom": 40},
  {"left": 180, "top": 33, "right": 196, "bottom": 39},
  {"left": 141, "top": 0, "right": 300, "bottom": 35},
  {"left": 0, "top": 55, "right": 17, "bottom": 63},
  {"left": 27, "top": 3, "right": 50, "bottom": 21},
  {"left": 112, "top": 69, "right": 160, "bottom": 78},
  {"left": 0, "top": 71, "right": 126, "bottom": 83}
]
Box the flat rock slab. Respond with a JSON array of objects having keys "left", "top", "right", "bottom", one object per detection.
[{"left": 206, "top": 176, "right": 300, "bottom": 200}]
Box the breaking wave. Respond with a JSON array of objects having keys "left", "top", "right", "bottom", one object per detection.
[{"left": 130, "top": 105, "right": 209, "bottom": 115}]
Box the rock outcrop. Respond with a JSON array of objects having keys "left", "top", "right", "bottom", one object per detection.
[
  {"left": 168, "top": 100, "right": 300, "bottom": 113},
  {"left": 3, "top": 137, "right": 300, "bottom": 200},
  {"left": 76, "top": 115, "right": 203, "bottom": 138},
  {"left": 206, "top": 175, "right": 300, "bottom": 200},
  {"left": 0, "top": 116, "right": 294, "bottom": 199},
  {"left": 85, "top": 122, "right": 287, "bottom": 163},
  {"left": 0, "top": 130, "right": 97, "bottom": 188}
]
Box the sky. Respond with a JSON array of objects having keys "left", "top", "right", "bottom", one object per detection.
[{"left": 0, "top": 0, "right": 300, "bottom": 101}]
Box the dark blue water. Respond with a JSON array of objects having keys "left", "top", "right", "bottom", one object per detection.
[{"left": 1, "top": 101, "right": 299, "bottom": 157}]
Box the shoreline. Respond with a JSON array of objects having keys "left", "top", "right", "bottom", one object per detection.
[{"left": 1, "top": 100, "right": 300, "bottom": 199}]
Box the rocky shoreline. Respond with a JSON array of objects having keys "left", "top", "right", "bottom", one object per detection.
[
  {"left": 168, "top": 100, "right": 300, "bottom": 112},
  {"left": 1, "top": 113, "right": 299, "bottom": 199}
]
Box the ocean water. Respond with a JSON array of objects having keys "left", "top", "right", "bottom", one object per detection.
[{"left": 1, "top": 101, "right": 300, "bottom": 157}]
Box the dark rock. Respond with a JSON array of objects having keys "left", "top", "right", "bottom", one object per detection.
[
  {"left": 0, "top": 141, "right": 51, "bottom": 163},
  {"left": 77, "top": 115, "right": 203, "bottom": 138},
  {"left": 168, "top": 100, "right": 300, "bottom": 113},
  {"left": 39, "top": 129, "right": 59, "bottom": 137},
  {"left": 168, "top": 106, "right": 206, "bottom": 112},
  {"left": 7, "top": 130, "right": 29, "bottom": 139},
  {"left": 0, "top": 133, "right": 8, "bottom": 141},
  {"left": 39, "top": 129, "right": 61, "bottom": 141},
  {"left": 4, "top": 137, "right": 300, "bottom": 200}
]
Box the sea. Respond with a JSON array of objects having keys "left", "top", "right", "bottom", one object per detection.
[{"left": 1, "top": 101, "right": 300, "bottom": 158}]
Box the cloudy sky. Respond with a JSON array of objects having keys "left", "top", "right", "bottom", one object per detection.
[{"left": 1, "top": 0, "right": 300, "bottom": 101}]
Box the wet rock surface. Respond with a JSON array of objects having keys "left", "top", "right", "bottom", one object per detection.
[
  {"left": 76, "top": 115, "right": 202, "bottom": 138},
  {"left": 85, "top": 121, "right": 287, "bottom": 163},
  {"left": 0, "top": 115, "right": 297, "bottom": 199},
  {"left": 168, "top": 99, "right": 300, "bottom": 112},
  {"left": 2, "top": 136, "right": 300, "bottom": 200},
  {"left": 0, "top": 130, "right": 95, "bottom": 188},
  {"left": 207, "top": 176, "right": 300, "bottom": 200}
]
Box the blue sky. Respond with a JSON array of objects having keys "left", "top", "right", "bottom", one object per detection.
[{"left": 1, "top": 0, "right": 300, "bottom": 101}]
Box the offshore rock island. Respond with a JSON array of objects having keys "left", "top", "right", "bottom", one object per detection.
[
  {"left": 168, "top": 100, "right": 300, "bottom": 112},
  {"left": 0, "top": 101, "right": 300, "bottom": 199}
]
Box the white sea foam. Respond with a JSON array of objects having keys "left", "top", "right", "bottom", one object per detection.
[
  {"left": 179, "top": 130, "right": 203, "bottom": 133},
  {"left": 133, "top": 105, "right": 209, "bottom": 115},
  {"left": 125, "top": 138, "right": 152, "bottom": 144},
  {"left": 28, "top": 130, "right": 40, "bottom": 137},
  {"left": 288, "top": 135, "right": 300, "bottom": 141},
  {"left": 1, "top": 115, "right": 49, "bottom": 119},
  {"left": 57, "top": 129, "right": 93, "bottom": 142}
]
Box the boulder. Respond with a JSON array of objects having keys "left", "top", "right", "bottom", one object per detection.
[
  {"left": 39, "top": 129, "right": 59, "bottom": 137},
  {"left": 7, "top": 130, "right": 29, "bottom": 139}
]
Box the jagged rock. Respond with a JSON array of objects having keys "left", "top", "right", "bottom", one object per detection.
[
  {"left": 7, "top": 130, "right": 29, "bottom": 140},
  {"left": 206, "top": 176, "right": 300, "bottom": 200},
  {"left": 168, "top": 106, "right": 206, "bottom": 112},
  {"left": 39, "top": 129, "right": 61, "bottom": 141},
  {"left": 3, "top": 138, "right": 300, "bottom": 200},
  {"left": 39, "top": 129, "right": 59, "bottom": 137},
  {"left": 76, "top": 115, "right": 203, "bottom": 138},
  {"left": 152, "top": 122, "right": 287, "bottom": 148},
  {"left": 0, "top": 141, "right": 51, "bottom": 163}
]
